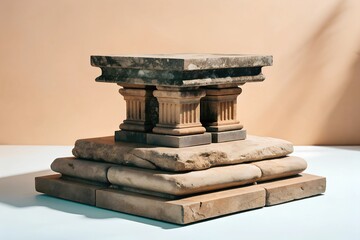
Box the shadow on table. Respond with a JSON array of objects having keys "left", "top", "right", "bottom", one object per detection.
[{"left": 0, "top": 170, "right": 180, "bottom": 229}]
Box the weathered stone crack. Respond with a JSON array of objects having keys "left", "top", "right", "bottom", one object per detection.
[
  {"left": 188, "top": 204, "right": 206, "bottom": 221},
  {"left": 126, "top": 152, "right": 158, "bottom": 169}
]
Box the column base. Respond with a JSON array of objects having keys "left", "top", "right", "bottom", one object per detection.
[
  {"left": 115, "top": 130, "right": 148, "bottom": 144},
  {"left": 210, "top": 129, "right": 247, "bottom": 143},
  {"left": 147, "top": 132, "right": 211, "bottom": 148},
  {"left": 115, "top": 130, "right": 211, "bottom": 147},
  {"left": 152, "top": 125, "right": 206, "bottom": 136},
  {"left": 205, "top": 123, "right": 243, "bottom": 132},
  {"left": 120, "top": 120, "right": 154, "bottom": 132}
]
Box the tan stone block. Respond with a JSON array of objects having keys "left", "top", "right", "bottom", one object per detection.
[
  {"left": 259, "top": 173, "right": 326, "bottom": 206},
  {"left": 35, "top": 173, "right": 325, "bottom": 224},
  {"left": 35, "top": 174, "right": 106, "bottom": 205},
  {"left": 72, "top": 135, "right": 294, "bottom": 171},
  {"left": 107, "top": 164, "right": 261, "bottom": 196},
  {"left": 51, "top": 157, "right": 115, "bottom": 183},
  {"left": 96, "top": 185, "right": 266, "bottom": 224},
  {"left": 252, "top": 156, "right": 308, "bottom": 182}
]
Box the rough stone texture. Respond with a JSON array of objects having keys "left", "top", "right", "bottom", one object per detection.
[
  {"left": 252, "top": 156, "right": 308, "bottom": 182},
  {"left": 91, "top": 54, "right": 273, "bottom": 87},
  {"left": 51, "top": 157, "right": 115, "bottom": 183},
  {"left": 261, "top": 173, "right": 326, "bottom": 206},
  {"left": 211, "top": 129, "right": 247, "bottom": 143},
  {"left": 96, "top": 184, "right": 266, "bottom": 225},
  {"left": 146, "top": 132, "right": 211, "bottom": 148},
  {"left": 107, "top": 164, "right": 261, "bottom": 196},
  {"left": 72, "top": 135, "right": 293, "bottom": 172},
  {"left": 35, "top": 174, "right": 105, "bottom": 205}
]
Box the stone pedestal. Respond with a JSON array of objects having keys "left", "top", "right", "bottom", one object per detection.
[{"left": 35, "top": 54, "right": 326, "bottom": 225}]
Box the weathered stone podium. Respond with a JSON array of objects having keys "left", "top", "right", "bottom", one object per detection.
[{"left": 35, "top": 54, "right": 326, "bottom": 224}]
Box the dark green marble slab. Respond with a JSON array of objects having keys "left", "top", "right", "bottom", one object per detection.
[
  {"left": 91, "top": 54, "right": 272, "bottom": 71},
  {"left": 91, "top": 54, "right": 272, "bottom": 87}
]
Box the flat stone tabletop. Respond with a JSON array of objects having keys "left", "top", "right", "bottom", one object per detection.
[{"left": 91, "top": 54, "right": 273, "bottom": 87}]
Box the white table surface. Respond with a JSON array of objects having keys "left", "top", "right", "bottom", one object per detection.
[{"left": 0, "top": 145, "right": 359, "bottom": 240}]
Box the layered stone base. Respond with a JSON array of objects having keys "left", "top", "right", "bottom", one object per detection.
[
  {"left": 35, "top": 173, "right": 326, "bottom": 225},
  {"left": 50, "top": 156, "right": 307, "bottom": 196}
]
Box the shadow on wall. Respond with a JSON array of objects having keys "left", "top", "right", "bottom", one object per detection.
[
  {"left": 0, "top": 170, "right": 179, "bottom": 229},
  {"left": 258, "top": 0, "right": 360, "bottom": 144},
  {"left": 316, "top": 47, "right": 360, "bottom": 145}
]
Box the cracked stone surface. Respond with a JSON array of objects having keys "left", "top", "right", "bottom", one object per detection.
[
  {"left": 51, "top": 157, "right": 116, "bottom": 183},
  {"left": 72, "top": 135, "right": 294, "bottom": 172},
  {"left": 252, "top": 156, "right": 308, "bottom": 182}
]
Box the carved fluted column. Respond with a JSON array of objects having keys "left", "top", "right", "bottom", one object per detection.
[
  {"left": 115, "top": 84, "right": 158, "bottom": 143},
  {"left": 152, "top": 87, "right": 206, "bottom": 135},
  {"left": 200, "top": 84, "right": 246, "bottom": 142}
]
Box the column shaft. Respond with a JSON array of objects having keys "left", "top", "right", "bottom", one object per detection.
[
  {"left": 200, "top": 86, "right": 243, "bottom": 132},
  {"left": 152, "top": 87, "right": 206, "bottom": 136},
  {"left": 118, "top": 85, "right": 157, "bottom": 132}
]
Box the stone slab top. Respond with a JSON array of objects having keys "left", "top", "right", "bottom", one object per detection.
[
  {"left": 91, "top": 54, "right": 273, "bottom": 87},
  {"left": 91, "top": 54, "right": 273, "bottom": 71}
]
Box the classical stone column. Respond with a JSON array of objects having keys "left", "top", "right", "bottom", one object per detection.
[
  {"left": 115, "top": 84, "right": 158, "bottom": 143},
  {"left": 200, "top": 84, "right": 245, "bottom": 142},
  {"left": 152, "top": 87, "right": 206, "bottom": 136},
  {"left": 118, "top": 84, "right": 157, "bottom": 132}
]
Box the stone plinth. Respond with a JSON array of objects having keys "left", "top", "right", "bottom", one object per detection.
[{"left": 35, "top": 173, "right": 326, "bottom": 225}]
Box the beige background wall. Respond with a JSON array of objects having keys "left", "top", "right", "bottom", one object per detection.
[{"left": 1, "top": 0, "right": 359, "bottom": 145}]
